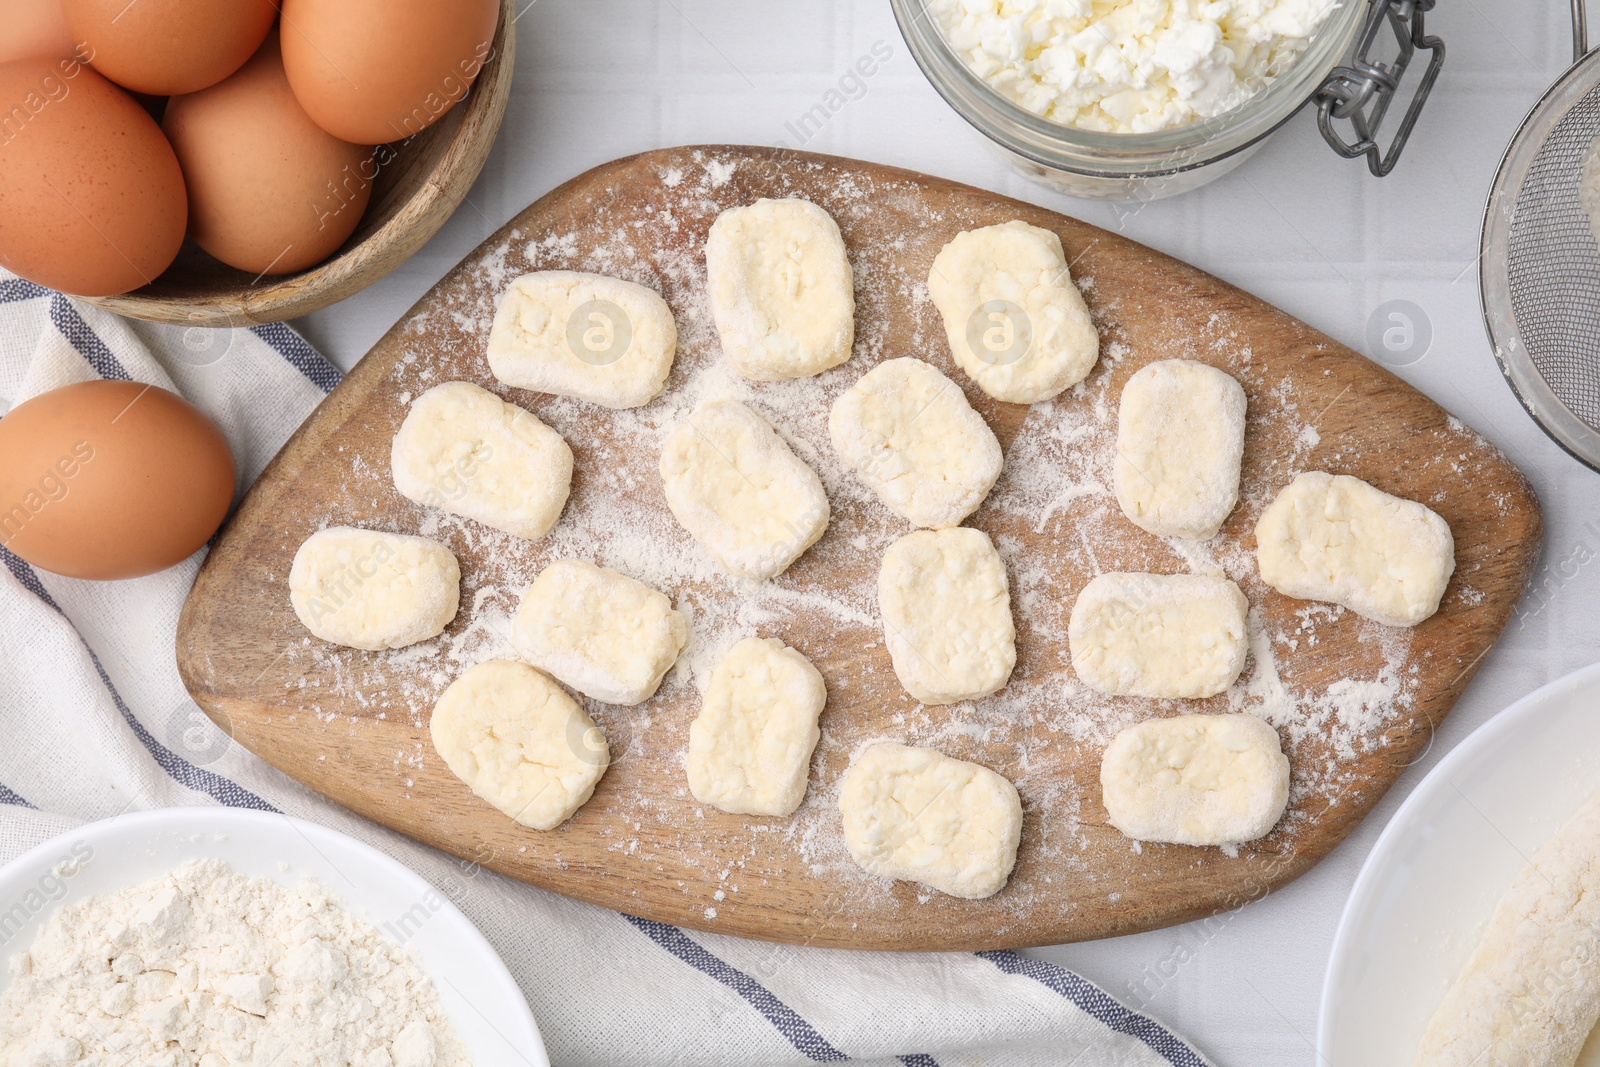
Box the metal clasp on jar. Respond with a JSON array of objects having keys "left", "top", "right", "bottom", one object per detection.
[{"left": 1315, "top": 0, "right": 1445, "bottom": 177}]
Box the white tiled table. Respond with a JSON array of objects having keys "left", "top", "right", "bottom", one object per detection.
[{"left": 297, "top": 4, "right": 1600, "bottom": 1061}]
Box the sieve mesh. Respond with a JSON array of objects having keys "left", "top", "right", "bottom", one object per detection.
[{"left": 1506, "top": 85, "right": 1600, "bottom": 429}]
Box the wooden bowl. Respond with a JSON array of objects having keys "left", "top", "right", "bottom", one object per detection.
[{"left": 83, "top": 0, "right": 517, "bottom": 327}]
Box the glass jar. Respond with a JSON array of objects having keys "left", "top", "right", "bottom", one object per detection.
[{"left": 890, "top": 0, "right": 1436, "bottom": 201}]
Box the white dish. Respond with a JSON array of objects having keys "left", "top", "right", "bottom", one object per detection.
[
  {"left": 1317, "top": 660, "right": 1600, "bottom": 1065},
  {"left": 0, "top": 807, "right": 549, "bottom": 1067}
]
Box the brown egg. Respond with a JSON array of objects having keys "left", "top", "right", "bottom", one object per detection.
[
  {"left": 0, "top": 381, "right": 236, "bottom": 581},
  {"left": 281, "top": 0, "right": 500, "bottom": 144},
  {"left": 0, "top": 57, "right": 187, "bottom": 297},
  {"left": 164, "top": 31, "right": 374, "bottom": 276},
  {"left": 0, "top": 0, "right": 75, "bottom": 64},
  {"left": 62, "top": 0, "right": 278, "bottom": 96}
]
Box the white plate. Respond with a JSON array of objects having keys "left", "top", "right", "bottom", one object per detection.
[
  {"left": 0, "top": 808, "right": 549, "bottom": 1067},
  {"left": 1317, "top": 660, "right": 1600, "bottom": 1065}
]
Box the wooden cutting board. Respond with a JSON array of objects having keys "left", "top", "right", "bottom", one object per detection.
[{"left": 177, "top": 146, "right": 1541, "bottom": 952}]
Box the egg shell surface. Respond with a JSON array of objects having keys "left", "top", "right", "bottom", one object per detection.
[
  {"left": 164, "top": 30, "right": 374, "bottom": 276},
  {"left": 280, "top": 0, "right": 500, "bottom": 144},
  {"left": 0, "top": 57, "right": 187, "bottom": 296},
  {"left": 0, "top": 381, "right": 236, "bottom": 580},
  {"left": 0, "top": 0, "right": 75, "bottom": 64},
  {"left": 62, "top": 0, "right": 279, "bottom": 95}
]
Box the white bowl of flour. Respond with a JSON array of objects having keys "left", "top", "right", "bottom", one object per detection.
[
  {"left": 0, "top": 808, "right": 548, "bottom": 1067},
  {"left": 1317, "top": 660, "right": 1600, "bottom": 1065}
]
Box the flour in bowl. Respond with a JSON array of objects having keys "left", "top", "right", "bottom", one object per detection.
[{"left": 0, "top": 860, "right": 470, "bottom": 1067}]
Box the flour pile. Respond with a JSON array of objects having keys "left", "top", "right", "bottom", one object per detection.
[{"left": 0, "top": 860, "right": 470, "bottom": 1067}]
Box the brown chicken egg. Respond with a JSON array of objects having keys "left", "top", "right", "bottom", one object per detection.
[
  {"left": 61, "top": 0, "right": 279, "bottom": 96},
  {"left": 280, "top": 0, "right": 500, "bottom": 145},
  {"left": 0, "top": 57, "right": 187, "bottom": 297},
  {"left": 163, "top": 31, "right": 374, "bottom": 276},
  {"left": 0, "top": 381, "right": 236, "bottom": 581},
  {"left": 0, "top": 0, "right": 75, "bottom": 64}
]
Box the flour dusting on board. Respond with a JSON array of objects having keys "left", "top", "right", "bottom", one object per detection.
[{"left": 261, "top": 150, "right": 1490, "bottom": 934}]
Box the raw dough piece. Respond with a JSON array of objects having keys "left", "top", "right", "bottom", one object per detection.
[
  {"left": 878, "top": 528, "right": 1015, "bottom": 705},
  {"left": 686, "top": 637, "right": 826, "bottom": 816},
  {"left": 704, "top": 198, "right": 855, "bottom": 380},
  {"left": 511, "top": 559, "right": 687, "bottom": 705},
  {"left": 1416, "top": 791, "right": 1600, "bottom": 1066},
  {"left": 838, "top": 742, "right": 1023, "bottom": 899},
  {"left": 1256, "top": 471, "right": 1455, "bottom": 627},
  {"left": 430, "top": 660, "right": 608, "bottom": 830},
  {"left": 1069, "top": 573, "right": 1249, "bottom": 699},
  {"left": 289, "top": 527, "right": 459, "bottom": 651},
  {"left": 1114, "top": 359, "right": 1246, "bottom": 540},
  {"left": 1100, "top": 714, "right": 1289, "bottom": 846},
  {"left": 830, "top": 357, "right": 1003, "bottom": 528},
  {"left": 927, "top": 220, "right": 1100, "bottom": 404},
  {"left": 659, "top": 399, "right": 829, "bottom": 579},
  {"left": 391, "top": 381, "right": 573, "bottom": 540},
  {"left": 486, "top": 271, "right": 678, "bottom": 409}
]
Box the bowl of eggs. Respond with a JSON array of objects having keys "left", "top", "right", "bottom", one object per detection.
[{"left": 0, "top": 0, "right": 515, "bottom": 326}]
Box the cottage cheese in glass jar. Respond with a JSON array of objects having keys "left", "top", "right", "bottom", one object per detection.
[{"left": 894, "top": 0, "right": 1432, "bottom": 200}]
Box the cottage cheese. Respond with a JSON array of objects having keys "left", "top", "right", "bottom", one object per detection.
[{"left": 929, "top": 0, "right": 1340, "bottom": 133}]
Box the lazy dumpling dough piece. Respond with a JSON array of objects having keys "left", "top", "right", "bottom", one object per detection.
[
  {"left": 927, "top": 220, "right": 1100, "bottom": 404},
  {"left": 704, "top": 198, "right": 855, "bottom": 381},
  {"left": 878, "top": 528, "right": 1015, "bottom": 705},
  {"left": 1115, "top": 359, "right": 1246, "bottom": 540},
  {"left": 1069, "top": 573, "right": 1249, "bottom": 699},
  {"left": 429, "top": 660, "right": 608, "bottom": 830},
  {"left": 391, "top": 381, "right": 573, "bottom": 541},
  {"left": 839, "top": 742, "right": 1023, "bottom": 899},
  {"left": 486, "top": 271, "right": 678, "bottom": 409},
  {"left": 1256, "top": 471, "right": 1455, "bottom": 627},
  {"left": 830, "top": 357, "right": 1003, "bottom": 528},
  {"left": 511, "top": 559, "right": 688, "bottom": 706},
  {"left": 289, "top": 527, "right": 459, "bottom": 651},
  {"left": 1415, "top": 791, "right": 1600, "bottom": 1066},
  {"left": 659, "top": 399, "right": 829, "bottom": 580},
  {"left": 1100, "top": 714, "right": 1289, "bottom": 847},
  {"left": 686, "top": 637, "right": 826, "bottom": 817}
]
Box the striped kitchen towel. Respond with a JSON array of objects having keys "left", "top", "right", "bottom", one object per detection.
[{"left": 0, "top": 270, "right": 1215, "bottom": 1067}]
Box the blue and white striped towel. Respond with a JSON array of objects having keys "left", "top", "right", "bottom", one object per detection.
[{"left": 0, "top": 269, "right": 1216, "bottom": 1067}]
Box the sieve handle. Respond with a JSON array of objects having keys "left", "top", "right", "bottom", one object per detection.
[
  {"left": 1314, "top": 0, "right": 1444, "bottom": 177},
  {"left": 1576, "top": 0, "right": 1590, "bottom": 63}
]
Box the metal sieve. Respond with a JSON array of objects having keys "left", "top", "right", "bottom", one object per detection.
[{"left": 1481, "top": 0, "right": 1600, "bottom": 468}]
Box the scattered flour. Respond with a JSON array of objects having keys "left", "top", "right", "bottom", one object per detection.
[
  {"left": 255, "top": 150, "right": 1489, "bottom": 926},
  {"left": 0, "top": 860, "right": 468, "bottom": 1067}
]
